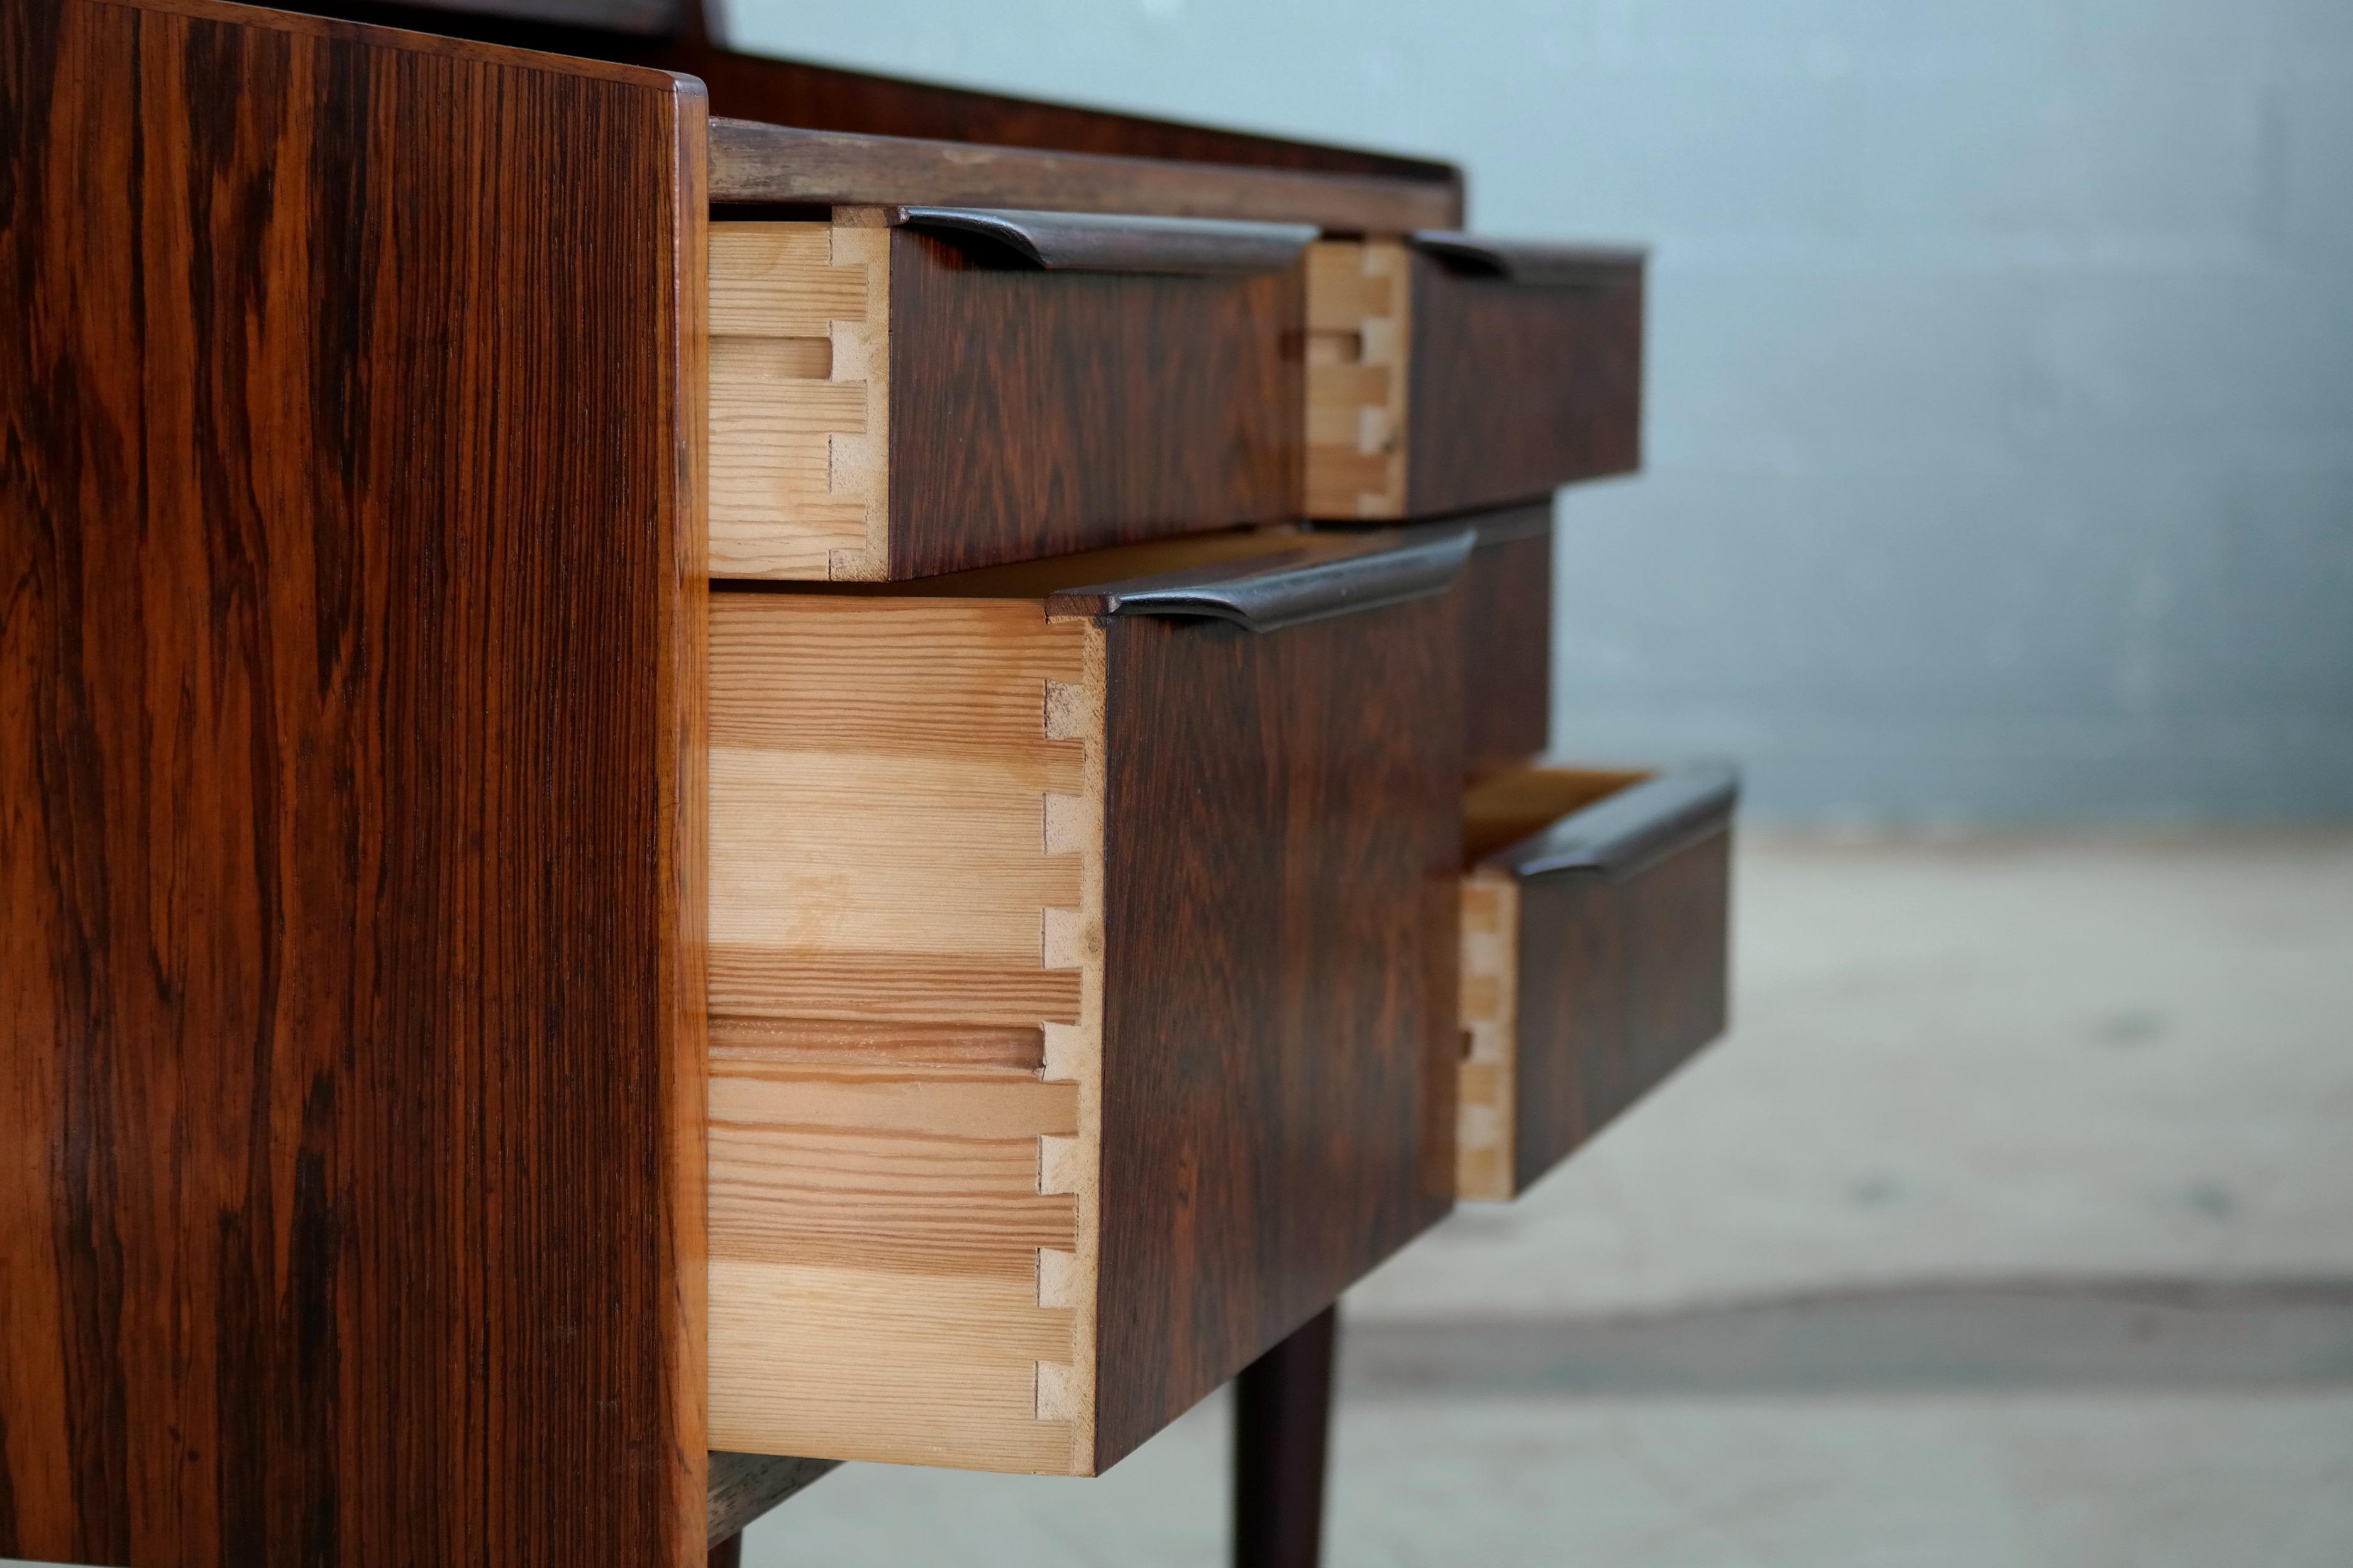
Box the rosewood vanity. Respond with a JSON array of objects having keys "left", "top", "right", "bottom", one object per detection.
[{"left": 0, "top": 2, "right": 1732, "bottom": 1563}]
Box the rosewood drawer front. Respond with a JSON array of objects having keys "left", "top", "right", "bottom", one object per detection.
[
  {"left": 1456, "top": 765, "right": 1737, "bottom": 1200},
  {"left": 705, "top": 528, "right": 1471, "bottom": 1475},
  {"left": 709, "top": 208, "right": 1314, "bottom": 582},
  {"left": 1305, "top": 235, "right": 1645, "bottom": 520}
]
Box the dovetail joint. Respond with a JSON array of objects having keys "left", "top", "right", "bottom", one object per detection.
[{"left": 1034, "top": 670, "right": 1097, "bottom": 1452}]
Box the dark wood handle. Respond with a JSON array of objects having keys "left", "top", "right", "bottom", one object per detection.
[
  {"left": 1496, "top": 765, "right": 1739, "bottom": 885},
  {"left": 1047, "top": 526, "right": 1476, "bottom": 632},
  {"left": 895, "top": 206, "right": 1319, "bottom": 275},
  {"left": 1409, "top": 231, "right": 1644, "bottom": 289}
]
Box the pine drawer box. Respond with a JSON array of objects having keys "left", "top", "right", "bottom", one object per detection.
[
  {"left": 1456, "top": 766, "right": 1737, "bottom": 1200},
  {"left": 704, "top": 526, "right": 1474, "bottom": 1474},
  {"left": 709, "top": 208, "right": 1313, "bottom": 582},
  {"left": 1305, "top": 234, "right": 1644, "bottom": 519}
]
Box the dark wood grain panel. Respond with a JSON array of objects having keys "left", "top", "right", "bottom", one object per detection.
[
  {"left": 395, "top": 0, "right": 687, "bottom": 33},
  {"left": 256, "top": 1, "right": 1465, "bottom": 192},
  {"left": 1406, "top": 253, "right": 1645, "bottom": 516},
  {"left": 1511, "top": 826, "right": 1731, "bottom": 1193},
  {"left": 888, "top": 227, "right": 1303, "bottom": 578},
  {"left": 1455, "top": 506, "right": 1554, "bottom": 778},
  {"left": 0, "top": 3, "right": 707, "bottom": 1563},
  {"left": 667, "top": 40, "right": 1456, "bottom": 182},
  {"left": 705, "top": 1453, "right": 838, "bottom": 1547},
  {"left": 707, "top": 121, "right": 1461, "bottom": 234},
  {"left": 1094, "top": 600, "right": 1461, "bottom": 1471}
]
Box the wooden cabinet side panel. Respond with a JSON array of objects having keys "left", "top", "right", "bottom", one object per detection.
[
  {"left": 1510, "top": 828, "right": 1732, "bottom": 1193},
  {"left": 888, "top": 230, "right": 1304, "bottom": 579},
  {"left": 0, "top": 3, "right": 707, "bottom": 1562},
  {"left": 1458, "top": 519, "right": 1554, "bottom": 778},
  {"left": 1405, "top": 256, "right": 1644, "bottom": 516},
  {"left": 1093, "top": 604, "right": 1461, "bottom": 1471}
]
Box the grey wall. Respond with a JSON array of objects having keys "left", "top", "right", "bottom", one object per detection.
[{"left": 731, "top": 0, "right": 2353, "bottom": 824}]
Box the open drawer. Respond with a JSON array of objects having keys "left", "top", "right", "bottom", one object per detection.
[
  {"left": 706, "top": 527, "right": 1470, "bottom": 1474},
  {"left": 1305, "top": 234, "right": 1643, "bottom": 519},
  {"left": 1457, "top": 765, "right": 1737, "bottom": 1200},
  {"left": 710, "top": 208, "right": 1312, "bottom": 581}
]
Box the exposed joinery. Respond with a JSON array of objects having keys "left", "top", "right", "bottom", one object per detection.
[
  {"left": 708, "top": 593, "right": 1105, "bottom": 1474},
  {"left": 1454, "top": 874, "right": 1519, "bottom": 1201},
  {"left": 1304, "top": 239, "right": 1410, "bottom": 519},
  {"left": 709, "top": 216, "right": 1305, "bottom": 582},
  {"left": 709, "top": 222, "right": 890, "bottom": 580},
  {"left": 707, "top": 526, "right": 1469, "bottom": 1476}
]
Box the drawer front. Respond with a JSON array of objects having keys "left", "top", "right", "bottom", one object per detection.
[
  {"left": 1093, "top": 597, "right": 1461, "bottom": 1469},
  {"left": 1458, "top": 766, "right": 1735, "bottom": 1200},
  {"left": 1304, "top": 238, "right": 1644, "bottom": 520},
  {"left": 707, "top": 529, "right": 1466, "bottom": 1476},
  {"left": 711, "top": 213, "right": 1309, "bottom": 582}
]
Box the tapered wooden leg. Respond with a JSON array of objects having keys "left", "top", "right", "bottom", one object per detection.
[
  {"left": 709, "top": 1532, "right": 743, "bottom": 1568},
  {"left": 1232, "top": 1305, "right": 1338, "bottom": 1568}
]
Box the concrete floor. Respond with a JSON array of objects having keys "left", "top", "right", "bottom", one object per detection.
[{"left": 748, "top": 834, "right": 2353, "bottom": 1566}]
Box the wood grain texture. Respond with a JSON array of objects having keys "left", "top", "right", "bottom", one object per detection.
[
  {"left": 1461, "top": 769, "right": 1640, "bottom": 864},
  {"left": 1405, "top": 250, "right": 1646, "bottom": 516},
  {"left": 709, "top": 221, "right": 890, "bottom": 579},
  {"left": 709, "top": 220, "right": 1304, "bottom": 581},
  {"left": 1509, "top": 824, "right": 1731, "bottom": 1195},
  {"left": 1094, "top": 597, "right": 1461, "bottom": 1471},
  {"left": 392, "top": 0, "right": 686, "bottom": 33},
  {"left": 1454, "top": 873, "right": 1522, "bottom": 1201},
  {"left": 706, "top": 594, "right": 1106, "bottom": 1475},
  {"left": 1454, "top": 507, "right": 1554, "bottom": 779},
  {"left": 245, "top": 4, "right": 1465, "bottom": 193},
  {"left": 705, "top": 1453, "right": 838, "bottom": 1548},
  {"left": 672, "top": 45, "right": 1456, "bottom": 183},
  {"left": 1304, "top": 240, "right": 1410, "bottom": 519},
  {"left": 1312, "top": 503, "right": 1551, "bottom": 778},
  {"left": 705, "top": 532, "right": 1466, "bottom": 1476},
  {"left": 706, "top": 120, "right": 1460, "bottom": 235},
  {"left": 884, "top": 226, "right": 1302, "bottom": 579},
  {"left": 1455, "top": 771, "right": 1733, "bottom": 1200},
  {"left": 0, "top": 2, "right": 708, "bottom": 1563}
]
